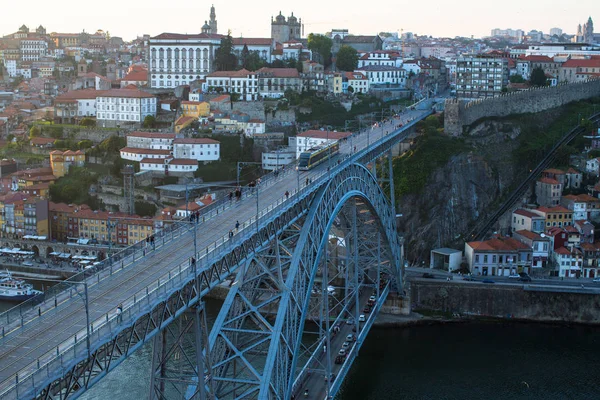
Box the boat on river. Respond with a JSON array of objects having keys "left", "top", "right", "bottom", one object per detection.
[{"left": 0, "top": 271, "right": 43, "bottom": 301}]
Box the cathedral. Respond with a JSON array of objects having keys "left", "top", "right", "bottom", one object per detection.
[
  {"left": 271, "top": 12, "right": 303, "bottom": 44},
  {"left": 575, "top": 17, "right": 594, "bottom": 43},
  {"left": 202, "top": 5, "right": 218, "bottom": 35}
]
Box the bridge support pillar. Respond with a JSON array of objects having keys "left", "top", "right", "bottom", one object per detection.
[{"left": 149, "top": 302, "right": 214, "bottom": 400}]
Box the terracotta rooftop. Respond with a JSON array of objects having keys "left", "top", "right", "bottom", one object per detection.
[
  {"left": 173, "top": 138, "right": 220, "bottom": 145},
  {"left": 513, "top": 209, "right": 544, "bottom": 218}
]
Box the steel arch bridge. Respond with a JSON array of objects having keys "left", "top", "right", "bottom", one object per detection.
[
  {"left": 207, "top": 162, "right": 402, "bottom": 399},
  {"left": 0, "top": 107, "right": 433, "bottom": 400}
]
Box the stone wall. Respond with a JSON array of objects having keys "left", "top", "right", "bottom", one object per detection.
[
  {"left": 410, "top": 280, "right": 600, "bottom": 324},
  {"left": 444, "top": 79, "right": 600, "bottom": 136}
]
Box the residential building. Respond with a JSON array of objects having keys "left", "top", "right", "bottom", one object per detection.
[
  {"left": 515, "top": 55, "right": 561, "bottom": 80},
  {"left": 325, "top": 72, "right": 343, "bottom": 94},
  {"left": 181, "top": 101, "right": 210, "bottom": 118},
  {"left": 23, "top": 197, "right": 49, "bottom": 237},
  {"left": 511, "top": 208, "right": 546, "bottom": 233},
  {"left": 357, "top": 50, "right": 402, "bottom": 68},
  {"left": 333, "top": 35, "right": 383, "bottom": 54},
  {"left": 206, "top": 70, "right": 258, "bottom": 101},
  {"left": 172, "top": 138, "right": 220, "bottom": 162},
  {"left": 560, "top": 57, "right": 600, "bottom": 83},
  {"left": 513, "top": 230, "right": 550, "bottom": 269},
  {"left": 49, "top": 150, "right": 85, "bottom": 178},
  {"left": 53, "top": 89, "right": 98, "bottom": 123},
  {"left": 126, "top": 132, "right": 176, "bottom": 149},
  {"left": 532, "top": 206, "right": 573, "bottom": 228},
  {"left": 456, "top": 55, "right": 509, "bottom": 99},
  {"left": 553, "top": 246, "right": 583, "bottom": 278},
  {"left": 344, "top": 71, "right": 369, "bottom": 94},
  {"left": 96, "top": 88, "right": 157, "bottom": 127},
  {"left": 232, "top": 38, "right": 274, "bottom": 64},
  {"left": 465, "top": 237, "right": 532, "bottom": 276},
  {"left": 289, "top": 130, "right": 352, "bottom": 157},
  {"left": 535, "top": 177, "right": 562, "bottom": 206},
  {"left": 355, "top": 65, "right": 406, "bottom": 88},
  {"left": 120, "top": 66, "right": 149, "bottom": 88},
  {"left": 120, "top": 147, "right": 171, "bottom": 162},
  {"left": 244, "top": 119, "right": 266, "bottom": 137},
  {"left": 560, "top": 194, "right": 600, "bottom": 221},
  {"left": 585, "top": 157, "right": 600, "bottom": 176},
  {"left": 139, "top": 158, "right": 198, "bottom": 174},
  {"left": 257, "top": 67, "right": 301, "bottom": 98},
  {"left": 574, "top": 220, "right": 595, "bottom": 244},
  {"left": 175, "top": 194, "right": 216, "bottom": 218},
  {"left": 20, "top": 38, "right": 48, "bottom": 61},
  {"left": 580, "top": 242, "right": 600, "bottom": 278}
]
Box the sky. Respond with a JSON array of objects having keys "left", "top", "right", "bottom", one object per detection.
[{"left": 2, "top": 0, "right": 596, "bottom": 40}]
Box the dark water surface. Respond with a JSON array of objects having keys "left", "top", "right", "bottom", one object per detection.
[
  {"left": 3, "top": 292, "right": 599, "bottom": 399},
  {"left": 337, "top": 322, "right": 600, "bottom": 400}
]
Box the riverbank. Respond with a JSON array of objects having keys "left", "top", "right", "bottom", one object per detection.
[{"left": 0, "top": 263, "right": 76, "bottom": 280}]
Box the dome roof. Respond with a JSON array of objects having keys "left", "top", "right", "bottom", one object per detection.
[
  {"left": 275, "top": 12, "right": 285, "bottom": 23},
  {"left": 288, "top": 13, "right": 297, "bottom": 23}
]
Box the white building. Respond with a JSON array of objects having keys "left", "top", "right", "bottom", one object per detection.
[
  {"left": 586, "top": 157, "right": 600, "bottom": 176},
  {"left": 355, "top": 65, "right": 406, "bottom": 87},
  {"left": 20, "top": 39, "right": 48, "bottom": 61},
  {"left": 357, "top": 51, "right": 402, "bottom": 68},
  {"left": 553, "top": 247, "right": 583, "bottom": 278},
  {"left": 456, "top": 55, "right": 509, "bottom": 99},
  {"left": 344, "top": 72, "right": 369, "bottom": 94},
  {"left": 96, "top": 88, "right": 157, "bottom": 127},
  {"left": 232, "top": 38, "right": 274, "bottom": 63},
  {"left": 148, "top": 32, "right": 223, "bottom": 89},
  {"left": 120, "top": 147, "right": 172, "bottom": 162},
  {"left": 244, "top": 119, "right": 266, "bottom": 137},
  {"left": 172, "top": 138, "right": 220, "bottom": 162},
  {"left": 126, "top": 132, "right": 176, "bottom": 149},
  {"left": 206, "top": 69, "right": 258, "bottom": 101},
  {"left": 262, "top": 149, "right": 296, "bottom": 171},
  {"left": 139, "top": 157, "right": 198, "bottom": 173},
  {"left": 16, "top": 65, "right": 32, "bottom": 79},
  {"left": 4, "top": 60, "right": 17, "bottom": 77},
  {"left": 290, "top": 130, "right": 352, "bottom": 157}
]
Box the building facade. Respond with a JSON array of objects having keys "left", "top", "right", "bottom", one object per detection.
[
  {"left": 456, "top": 55, "right": 509, "bottom": 99},
  {"left": 96, "top": 88, "right": 157, "bottom": 127}
]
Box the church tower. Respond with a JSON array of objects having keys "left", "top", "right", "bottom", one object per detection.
[
  {"left": 209, "top": 5, "right": 218, "bottom": 34},
  {"left": 584, "top": 17, "right": 594, "bottom": 43}
]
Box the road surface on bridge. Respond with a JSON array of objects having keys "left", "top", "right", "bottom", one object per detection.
[{"left": 0, "top": 109, "right": 430, "bottom": 393}]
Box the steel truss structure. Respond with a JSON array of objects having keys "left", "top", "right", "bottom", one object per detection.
[
  {"left": 208, "top": 163, "right": 402, "bottom": 399},
  {"left": 20, "top": 109, "right": 424, "bottom": 399}
]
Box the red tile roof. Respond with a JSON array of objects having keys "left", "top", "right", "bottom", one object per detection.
[
  {"left": 538, "top": 178, "right": 560, "bottom": 185},
  {"left": 55, "top": 89, "right": 99, "bottom": 101},
  {"left": 467, "top": 237, "right": 529, "bottom": 252},
  {"left": 232, "top": 38, "right": 273, "bottom": 46},
  {"left": 208, "top": 69, "right": 253, "bottom": 78},
  {"left": 257, "top": 67, "right": 299, "bottom": 78},
  {"left": 30, "top": 137, "right": 56, "bottom": 145},
  {"left": 536, "top": 206, "right": 571, "bottom": 214},
  {"left": 122, "top": 70, "right": 148, "bottom": 82},
  {"left": 513, "top": 209, "right": 543, "bottom": 218},
  {"left": 514, "top": 230, "right": 545, "bottom": 241},
  {"left": 543, "top": 168, "right": 565, "bottom": 175},
  {"left": 211, "top": 95, "right": 231, "bottom": 102}
]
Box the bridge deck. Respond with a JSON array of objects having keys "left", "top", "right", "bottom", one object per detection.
[{"left": 0, "top": 110, "right": 429, "bottom": 396}]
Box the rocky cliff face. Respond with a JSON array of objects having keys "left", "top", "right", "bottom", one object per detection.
[{"left": 398, "top": 117, "right": 544, "bottom": 264}]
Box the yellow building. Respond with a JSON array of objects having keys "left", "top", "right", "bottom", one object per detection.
[
  {"left": 174, "top": 116, "right": 195, "bottom": 134},
  {"left": 127, "top": 218, "right": 154, "bottom": 245},
  {"left": 181, "top": 101, "right": 210, "bottom": 118},
  {"left": 50, "top": 150, "right": 85, "bottom": 178},
  {"left": 328, "top": 73, "right": 343, "bottom": 94}
]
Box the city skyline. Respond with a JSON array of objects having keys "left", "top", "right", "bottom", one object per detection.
[{"left": 3, "top": 0, "right": 597, "bottom": 40}]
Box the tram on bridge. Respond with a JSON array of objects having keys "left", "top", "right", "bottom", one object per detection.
[{"left": 298, "top": 142, "right": 340, "bottom": 170}]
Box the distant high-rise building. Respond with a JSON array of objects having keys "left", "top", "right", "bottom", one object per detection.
[
  {"left": 549, "top": 27, "right": 563, "bottom": 37},
  {"left": 456, "top": 55, "right": 508, "bottom": 99},
  {"left": 490, "top": 28, "right": 524, "bottom": 41},
  {"left": 271, "top": 11, "right": 302, "bottom": 44}
]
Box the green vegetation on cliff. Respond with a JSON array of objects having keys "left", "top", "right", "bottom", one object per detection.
[{"left": 393, "top": 115, "right": 469, "bottom": 196}]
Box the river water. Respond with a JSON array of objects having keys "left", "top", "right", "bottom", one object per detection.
[{"left": 2, "top": 294, "right": 599, "bottom": 399}]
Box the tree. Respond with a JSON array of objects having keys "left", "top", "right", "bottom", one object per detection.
[
  {"left": 214, "top": 31, "right": 237, "bottom": 71},
  {"left": 307, "top": 33, "right": 333, "bottom": 66},
  {"left": 99, "top": 135, "right": 126, "bottom": 154},
  {"left": 509, "top": 74, "right": 526, "bottom": 84},
  {"left": 29, "top": 125, "right": 42, "bottom": 138},
  {"left": 244, "top": 51, "right": 265, "bottom": 71},
  {"left": 143, "top": 115, "right": 156, "bottom": 128},
  {"left": 78, "top": 139, "right": 93, "bottom": 149},
  {"left": 530, "top": 67, "right": 548, "bottom": 87},
  {"left": 240, "top": 44, "right": 250, "bottom": 69},
  {"left": 270, "top": 59, "right": 285, "bottom": 68},
  {"left": 80, "top": 117, "right": 96, "bottom": 127},
  {"left": 336, "top": 45, "right": 359, "bottom": 71}
]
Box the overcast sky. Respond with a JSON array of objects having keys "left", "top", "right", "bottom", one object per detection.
[{"left": 2, "top": 0, "right": 596, "bottom": 40}]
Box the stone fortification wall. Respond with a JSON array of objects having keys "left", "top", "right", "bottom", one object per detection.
[{"left": 444, "top": 79, "right": 600, "bottom": 136}]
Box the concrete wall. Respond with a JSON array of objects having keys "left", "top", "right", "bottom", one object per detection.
[
  {"left": 444, "top": 79, "right": 600, "bottom": 136},
  {"left": 410, "top": 280, "right": 600, "bottom": 324}
]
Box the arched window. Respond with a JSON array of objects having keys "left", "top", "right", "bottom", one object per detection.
[
  {"left": 166, "top": 48, "right": 172, "bottom": 58},
  {"left": 174, "top": 48, "right": 179, "bottom": 59},
  {"left": 203, "top": 48, "right": 208, "bottom": 59},
  {"left": 158, "top": 48, "right": 164, "bottom": 59},
  {"left": 189, "top": 49, "right": 194, "bottom": 59},
  {"left": 196, "top": 49, "right": 201, "bottom": 60},
  {"left": 151, "top": 48, "right": 157, "bottom": 59}
]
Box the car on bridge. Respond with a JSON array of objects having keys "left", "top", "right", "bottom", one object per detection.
[
  {"left": 324, "top": 373, "right": 336, "bottom": 382},
  {"left": 359, "top": 314, "right": 366, "bottom": 322},
  {"left": 338, "top": 348, "right": 346, "bottom": 356},
  {"left": 342, "top": 341, "right": 351, "bottom": 349},
  {"left": 335, "top": 355, "right": 345, "bottom": 364},
  {"left": 368, "top": 295, "right": 377, "bottom": 306},
  {"left": 363, "top": 305, "right": 371, "bottom": 314},
  {"left": 346, "top": 334, "right": 356, "bottom": 342}
]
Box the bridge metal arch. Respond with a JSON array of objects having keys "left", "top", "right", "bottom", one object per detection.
[{"left": 209, "top": 162, "right": 403, "bottom": 399}]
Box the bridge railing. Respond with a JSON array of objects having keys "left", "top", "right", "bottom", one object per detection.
[
  {"left": 0, "top": 110, "right": 433, "bottom": 399},
  {"left": 0, "top": 159, "right": 303, "bottom": 338}
]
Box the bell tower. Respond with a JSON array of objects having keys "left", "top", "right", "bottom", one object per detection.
[{"left": 209, "top": 5, "right": 218, "bottom": 34}]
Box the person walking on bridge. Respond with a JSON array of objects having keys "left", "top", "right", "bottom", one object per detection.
[
  {"left": 285, "top": 190, "right": 290, "bottom": 200},
  {"left": 235, "top": 220, "right": 240, "bottom": 232}
]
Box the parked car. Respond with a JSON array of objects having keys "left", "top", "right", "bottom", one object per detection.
[
  {"left": 422, "top": 273, "right": 435, "bottom": 279},
  {"left": 508, "top": 274, "right": 520, "bottom": 279},
  {"left": 519, "top": 276, "right": 532, "bottom": 282},
  {"left": 593, "top": 277, "right": 600, "bottom": 282},
  {"left": 463, "top": 276, "right": 477, "bottom": 281},
  {"left": 358, "top": 314, "right": 366, "bottom": 322},
  {"left": 482, "top": 279, "right": 495, "bottom": 284}
]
